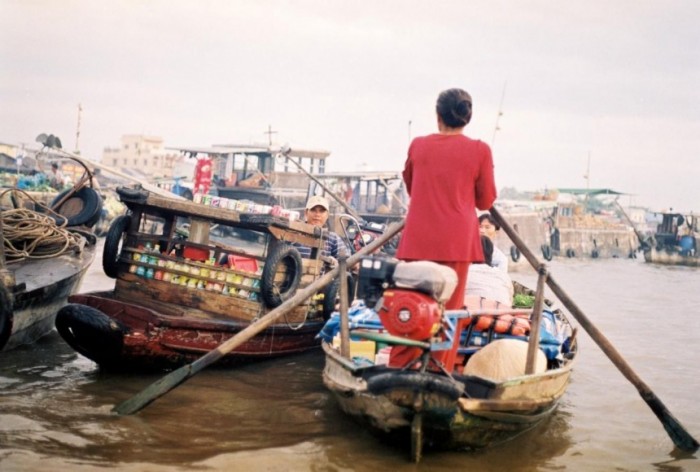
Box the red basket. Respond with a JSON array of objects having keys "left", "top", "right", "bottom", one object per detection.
[
  {"left": 228, "top": 255, "right": 258, "bottom": 273},
  {"left": 183, "top": 246, "right": 210, "bottom": 262}
]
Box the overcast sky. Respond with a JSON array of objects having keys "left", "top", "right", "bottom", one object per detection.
[{"left": 2, "top": 1, "right": 698, "bottom": 211}]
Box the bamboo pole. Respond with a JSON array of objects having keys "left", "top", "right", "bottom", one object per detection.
[
  {"left": 338, "top": 257, "right": 350, "bottom": 359},
  {"left": 525, "top": 264, "right": 547, "bottom": 374}
]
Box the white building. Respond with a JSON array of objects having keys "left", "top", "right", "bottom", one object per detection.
[{"left": 102, "top": 135, "right": 183, "bottom": 179}]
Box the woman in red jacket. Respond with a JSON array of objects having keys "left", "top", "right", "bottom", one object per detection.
[{"left": 396, "top": 88, "right": 497, "bottom": 310}]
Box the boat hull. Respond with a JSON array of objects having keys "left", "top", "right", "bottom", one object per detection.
[
  {"left": 643, "top": 247, "right": 700, "bottom": 267},
  {"left": 322, "top": 341, "right": 573, "bottom": 451},
  {"left": 1, "top": 245, "right": 95, "bottom": 351},
  {"left": 57, "top": 292, "right": 324, "bottom": 370}
]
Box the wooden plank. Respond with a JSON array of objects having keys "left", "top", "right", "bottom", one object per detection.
[
  {"left": 268, "top": 226, "right": 321, "bottom": 246},
  {"left": 139, "top": 192, "right": 323, "bottom": 239},
  {"left": 458, "top": 396, "right": 556, "bottom": 412},
  {"left": 116, "top": 276, "right": 263, "bottom": 321}
]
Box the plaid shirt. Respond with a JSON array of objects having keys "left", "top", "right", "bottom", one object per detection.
[{"left": 294, "top": 231, "right": 350, "bottom": 260}]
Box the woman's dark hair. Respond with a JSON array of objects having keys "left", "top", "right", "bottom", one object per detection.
[
  {"left": 436, "top": 88, "right": 472, "bottom": 128},
  {"left": 478, "top": 213, "right": 500, "bottom": 230},
  {"left": 480, "top": 235, "right": 494, "bottom": 266}
]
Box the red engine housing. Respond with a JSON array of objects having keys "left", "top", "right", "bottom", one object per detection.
[{"left": 378, "top": 289, "right": 441, "bottom": 341}]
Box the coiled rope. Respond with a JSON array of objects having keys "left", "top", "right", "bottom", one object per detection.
[{"left": 1, "top": 189, "right": 84, "bottom": 262}]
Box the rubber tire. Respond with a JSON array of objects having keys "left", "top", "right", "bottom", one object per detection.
[
  {"left": 322, "top": 272, "right": 355, "bottom": 321},
  {"left": 50, "top": 187, "right": 103, "bottom": 227},
  {"left": 261, "top": 244, "right": 303, "bottom": 308},
  {"left": 566, "top": 248, "right": 576, "bottom": 258},
  {"left": 541, "top": 244, "right": 553, "bottom": 261},
  {"left": 103, "top": 214, "right": 131, "bottom": 279},
  {"left": 510, "top": 245, "right": 521, "bottom": 262},
  {"left": 591, "top": 249, "right": 600, "bottom": 259},
  {"left": 55, "top": 304, "right": 127, "bottom": 366},
  {"left": 0, "top": 283, "right": 12, "bottom": 350},
  {"left": 366, "top": 371, "right": 464, "bottom": 400}
]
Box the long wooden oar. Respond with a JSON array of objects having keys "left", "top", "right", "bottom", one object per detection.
[
  {"left": 113, "top": 220, "right": 405, "bottom": 416},
  {"left": 489, "top": 206, "right": 699, "bottom": 452}
]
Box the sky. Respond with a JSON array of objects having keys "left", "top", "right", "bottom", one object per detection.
[{"left": 2, "top": 1, "right": 699, "bottom": 212}]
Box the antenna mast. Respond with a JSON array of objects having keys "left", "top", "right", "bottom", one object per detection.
[
  {"left": 264, "top": 124, "right": 277, "bottom": 147},
  {"left": 75, "top": 103, "right": 82, "bottom": 154},
  {"left": 491, "top": 81, "right": 507, "bottom": 149},
  {"left": 583, "top": 151, "right": 591, "bottom": 190}
]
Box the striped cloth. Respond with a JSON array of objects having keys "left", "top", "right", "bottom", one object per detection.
[{"left": 294, "top": 231, "right": 350, "bottom": 259}]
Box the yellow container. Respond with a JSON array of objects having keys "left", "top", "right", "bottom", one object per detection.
[{"left": 331, "top": 339, "right": 377, "bottom": 362}]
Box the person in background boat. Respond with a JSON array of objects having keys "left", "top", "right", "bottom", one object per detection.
[
  {"left": 396, "top": 87, "right": 498, "bottom": 310},
  {"left": 49, "top": 162, "right": 65, "bottom": 190},
  {"left": 466, "top": 235, "right": 514, "bottom": 306},
  {"left": 295, "top": 195, "right": 350, "bottom": 260},
  {"left": 478, "top": 213, "right": 509, "bottom": 272},
  {"left": 238, "top": 170, "right": 269, "bottom": 188}
]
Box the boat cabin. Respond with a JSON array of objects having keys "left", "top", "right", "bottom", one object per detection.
[
  {"left": 166, "top": 145, "right": 331, "bottom": 208},
  {"left": 108, "top": 186, "right": 333, "bottom": 323},
  {"left": 306, "top": 171, "right": 408, "bottom": 226},
  {"left": 653, "top": 212, "right": 698, "bottom": 253}
]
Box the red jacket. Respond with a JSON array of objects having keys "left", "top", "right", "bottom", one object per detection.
[{"left": 396, "top": 133, "right": 497, "bottom": 262}]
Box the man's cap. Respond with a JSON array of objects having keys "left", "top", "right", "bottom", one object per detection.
[{"left": 306, "top": 195, "right": 329, "bottom": 211}]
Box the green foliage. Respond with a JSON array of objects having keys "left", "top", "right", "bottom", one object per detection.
[{"left": 512, "top": 293, "right": 535, "bottom": 308}]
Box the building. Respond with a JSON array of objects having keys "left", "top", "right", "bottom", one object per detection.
[{"left": 102, "top": 135, "right": 183, "bottom": 179}]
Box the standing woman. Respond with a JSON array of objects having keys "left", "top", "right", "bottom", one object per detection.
[{"left": 396, "top": 88, "right": 497, "bottom": 310}]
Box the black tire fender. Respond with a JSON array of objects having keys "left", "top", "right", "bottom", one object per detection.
[
  {"left": 50, "top": 187, "right": 103, "bottom": 227},
  {"left": 103, "top": 214, "right": 131, "bottom": 279},
  {"left": 0, "top": 283, "right": 13, "bottom": 350},
  {"left": 55, "top": 304, "right": 127, "bottom": 366},
  {"left": 510, "top": 245, "right": 521, "bottom": 262},
  {"left": 541, "top": 244, "right": 553, "bottom": 261},
  {"left": 366, "top": 371, "right": 464, "bottom": 401},
  {"left": 261, "top": 244, "right": 303, "bottom": 308}
]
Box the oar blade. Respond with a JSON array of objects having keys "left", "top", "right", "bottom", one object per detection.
[
  {"left": 113, "top": 364, "right": 192, "bottom": 416},
  {"left": 643, "top": 393, "right": 699, "bottom": 452}
]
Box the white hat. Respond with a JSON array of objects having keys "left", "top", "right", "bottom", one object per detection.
[{"left": 305, "top": 195, "right": 329, "bottom": 211}]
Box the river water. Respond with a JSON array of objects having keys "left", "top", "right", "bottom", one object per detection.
[{"left": 1, "top": 242, "right": 699, "bottom": 471}]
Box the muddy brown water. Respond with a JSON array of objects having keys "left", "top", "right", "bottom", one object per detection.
[{"left": 1, "top": 240, "right": 699, "bottom": 471}]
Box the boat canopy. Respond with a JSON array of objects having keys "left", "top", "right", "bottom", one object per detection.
[{"left": 556, "top": 188, "right": 626, "bottom": 196}]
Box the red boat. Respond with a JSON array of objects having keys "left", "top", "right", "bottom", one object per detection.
[{"left": 56, "top": 186, "right": 339, "bottom": 371}]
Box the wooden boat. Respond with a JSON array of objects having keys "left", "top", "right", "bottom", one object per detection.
[
  {"left": 56, "top": 185, "right": 340, "bottom": 370},
  {"left": 643, "top": 211, "right": 699, "bottom": 266},
  {"left": 0, "top": 183, "right": 103, "bottom": 352},
  {"left": 321, "top": 257, "right": 578, "bottom": 462}
]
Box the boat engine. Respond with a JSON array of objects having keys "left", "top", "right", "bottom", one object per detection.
[
  {"left": 357, "top": 256, "right": 441, "bottom": 341},
  {"left": 379, "top": 289, "right": 441, "bottom": 340}
]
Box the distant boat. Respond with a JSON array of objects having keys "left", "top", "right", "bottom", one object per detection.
[
  {"left": 166, "top": 144, "right": 331, "bottom": 209},
  {"left": 643, "top": 211, "right": 699, "bottom": 267},
  {"left": 498, "top": 188, "right": 639, "bottom": 261},
  {"left": 1, "top": 182, "right": 103, "bottom": 352}
]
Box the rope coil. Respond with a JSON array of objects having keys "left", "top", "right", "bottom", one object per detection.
[{"left": 1, "top": 189, "right": 85, "bottom": 262}]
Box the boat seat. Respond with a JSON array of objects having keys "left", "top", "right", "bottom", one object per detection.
[{"left": 392, "top": 261, "right": 458, "bottom": 303}]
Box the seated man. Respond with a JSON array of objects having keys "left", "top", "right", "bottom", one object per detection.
[
  {"left": 465, "top": 235, "right": 514, "bottom": 306},
  {"left": 295, "top": 195, "right": 350, "bottom": 260}
]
